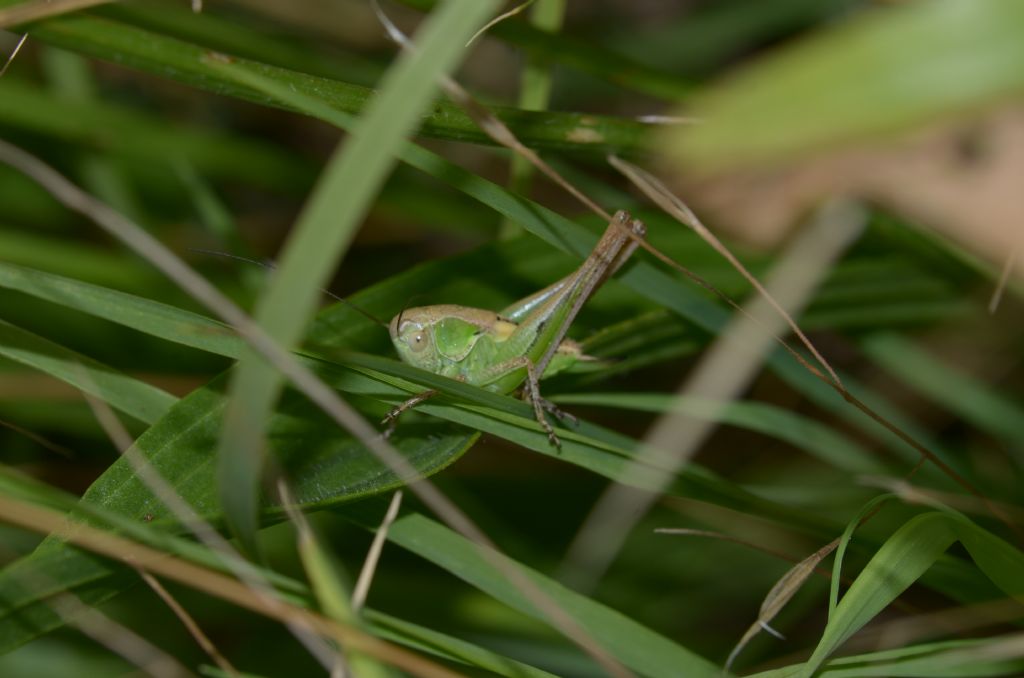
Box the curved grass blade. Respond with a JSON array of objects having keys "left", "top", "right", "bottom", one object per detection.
[{"left": 803, "top": 510, "right": 1024, "bottom": 677}]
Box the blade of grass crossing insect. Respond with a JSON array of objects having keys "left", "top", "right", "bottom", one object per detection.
[{"left": 216, "top": 0, "right": 501, "bottom": 552}]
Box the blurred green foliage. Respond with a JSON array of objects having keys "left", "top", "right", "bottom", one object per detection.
[{"left": 0, "top": 1, "right": 1021, "bottom": 677}]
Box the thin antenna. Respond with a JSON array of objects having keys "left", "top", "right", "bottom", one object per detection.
[{"left": 190, "top": 248, "right": 387, "bottom": 327}]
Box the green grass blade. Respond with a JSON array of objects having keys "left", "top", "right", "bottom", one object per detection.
[
  {"left": 7, "top": 8, "right": 651, "bottom": 154},
  {"left": 749, "top": 633, "right": 1024, "bottom": 677},
  {"left": 554, "top": 392, "right": 887, "bottom": 474},
  {"left": 0, "top": 319, "right": 175, "bottom": 424},
  {"left": 215, "top": 0, "right": 500, "bottom": 551},
  {"left": 950, "top": 514, "right": 1024, "bottom": 601},
  {"left": 0, "top": 261, "right": 240, "bottom": 358},
  {"left": 805, "top": 509, "right": 1024, "bottom": 677},
  {"left": 802, "top": 512, "right": 959, "bottom": 676},
  {"left": 828, "top": 494, "right": 897, "bottom": 619},
  {"left": 345, "top": 507, "right": 724, "bottom": 678},
  {"left": 0, "top": 77, "right": 314, "bottom": 191},
  {"left": 0, "top": 229, "right": 158, "bottom": 289},
  {"left": 366, "top": 609, "right": 560, "bottom": 678}
]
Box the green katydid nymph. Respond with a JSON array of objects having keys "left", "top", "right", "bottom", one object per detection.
[{"left": 386, "top": 210, "right": 646, "bottom": 447}]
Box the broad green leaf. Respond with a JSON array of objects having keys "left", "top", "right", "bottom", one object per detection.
[
  {"left": 0, "top": 374, "right": 476, "bottom": 651},
  {"left": 667, "top": 0, "right": 1024, "bottom": 170}
]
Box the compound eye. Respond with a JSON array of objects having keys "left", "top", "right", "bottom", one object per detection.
[{"left": 408, "top": 331, "right": 428, "bottom": 353}]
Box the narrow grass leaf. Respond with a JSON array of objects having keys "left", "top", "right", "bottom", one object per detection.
[
  {"left": 0, "top": 319, "right": 175, "bottom": 424},
  {"left": 748, "top": 633, "right": 1024, "bottom": 677},
  {"left": 828, "top": 494, "right": 897, "bottom": 618},
  {"left": 555, "top": 392, "right": 886, "bottom": 474},
  {"left": 0, "top": 261, "right": 240, "bottom": 358},
  {"left": 727, "top": 539, "right": 839, "bottom": 671},
  {"left": 0, "top": 77, "right": 314, "bottom": 191},
  {"left": 3, "top": 7, "right": 652, "bottom": 154},
  {"left": 366, "top": 610, "right": 560, "bottom": 678},
  {"left": 804, "top": 510, "right": 1024, "bottom": 677},
  {"left": 344, "top": 507, "right": 724, "bottom": 678}
]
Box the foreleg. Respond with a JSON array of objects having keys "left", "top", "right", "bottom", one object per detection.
[{"left": 381, "top": 389, "right": 439, "bottom": 438}]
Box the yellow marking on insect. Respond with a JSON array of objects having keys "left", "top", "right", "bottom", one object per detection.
[{"left": 492, "top": 318, "right": 518, "bottom": 341}]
